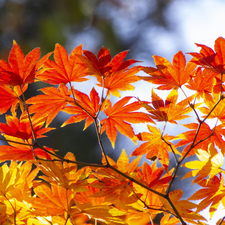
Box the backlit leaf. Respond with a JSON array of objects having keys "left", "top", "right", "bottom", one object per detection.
[
  {"left": 189, "top": 37, "right": 225, "bottom": 74},
  {"left": 101, "top": 97, "right": 154, "bottom": 147},
  {"left": 37, "top": 44, "right": 88, "bottom": 84},
  {"left": 0, "top": 40, "right": 52, "bottom": 86},
  {"left": 141, "top": 51, "right": 196, "bottom": 90},
  {"left": 141, "top": 89, "right": 194, "bottom": 124}
]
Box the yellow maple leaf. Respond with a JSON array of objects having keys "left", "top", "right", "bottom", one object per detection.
[{"left": 182, "top": 143, "right": 223, "bottom": 183}]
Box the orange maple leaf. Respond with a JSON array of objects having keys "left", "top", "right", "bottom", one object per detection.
[
  {"left": 138, "top": 161, "right": 172, "bottom": 189},
  {"left": 185, "top": 67, "right": 216, "bottom": 101},
  {"left": 188, "top": 175, "right": 224, "bottom": 218},
  {"left": 73, "top": 202, "right": 127, "bottom": 225},
  {"left": 96, "top": 66, "right": 141, "bottom": 97},
  {"left": 0, "top": 139, "right": 54, "bottom": 161},
  {"left": 140, "top": 51, "right": 196, "bottom": 90},
  {"left": 37, "top": 152, "right": 90, "bottom": 190},
  {"left": 61, "top": 87, "right": 100, "bottom": 129},
  {"left": 131, "top": 162, "right": 172, "bottom": 217},
  {"left": 0, "top": 115, "right": 53, "bottom": 140},
  {"left": 198, "top": 92, "right": 225, "bottom": 122},
  {"left": 27, "top": 83, "right": 72, "bottom": 127},
  {"left": 37, "top": 44, "right": 88, "bottom": 85},
  {"left": 0, "top": 40, "right": 52, "bottom": 86},
  {"left": 175, "top": 122, "right": 225, "bottom": 157},
  {"left": 141, "top": 89, "right": 194, "bottom": 124},
  {"left": 32, "top": 181, "right": 75, "bottom": 216},
  {"left": 101, "top": 97, "right": 154, "bottom": 148},
  {"left": 91, "top": 150, "right": 142, "bottom": 205},
  {"left": 0, "top": 115, "right": 54, "bottom": 161},
  {"left": 189, "top": 36, "right": 225, "bottom": 74},
  {"left": 160, "top": 214, "right": 180, "bottom": 225},
  {"left": 160, "top": 189, "right": 206, "bottom": 223},
  {"left": 131, "top": 125, "right": 178, "bottom": 170},
  {"left": 0, "top": 84, "right": 28, "bottom": 115}
]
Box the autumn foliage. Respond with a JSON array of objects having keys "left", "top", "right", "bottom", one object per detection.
[{"left": 0, "top": 37, "right": 225, "bottom": 224}]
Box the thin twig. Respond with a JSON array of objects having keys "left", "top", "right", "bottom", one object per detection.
[
  {"left": 218, "top": 216, "right": 225, "bottom": 225},
  {"left": 0, "top": 137, "right": 33, "bottom": 146}
]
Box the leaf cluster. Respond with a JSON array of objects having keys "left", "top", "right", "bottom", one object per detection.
[{"left": 0, "top": 38, "right": 225, "bottom": 224}]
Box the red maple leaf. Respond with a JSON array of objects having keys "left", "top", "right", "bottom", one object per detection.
[
  {"left": 79, "top": 47, "right": 141, "bottom": 97},
  {"left": 0, "top": 41, "right": 52, "bottom": 86},
  {"left": 0, "top": 84, "right": 28, "bottom": 115},
  {"left": 62, "top": 87, "right": 100, "bottom": 129},
  {"left": 37, "top": 44, "right": 88, "bottom": 85},
  {"left": 0, "top": 115, "right": 53, "bottom": 140},
  {"left": 189, "top": 37, "right": 225, "bottom": 74}
]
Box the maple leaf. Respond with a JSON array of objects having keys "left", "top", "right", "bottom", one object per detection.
[
  {"left": 131, "top": 125, "right": 178, "bottom": 170},
  {"left": 115, "top": 149, "right": 141, "bottom": 175},
  {"left": 131, "top": 162, "right": 172, "bottom": 220},
  {"left": 100, "top": 97, "right": 154, "bottom": 148},
  {"left": 198, "top": 92, "right": 225, "bottom": 122},
  {"left": 79, "top": 47, "right": 138, "bottom": 78},
  {"left": 182, "top": 144, "right": 223, "bottom": 182},
  {"left": 141, "top": 89, "right": 194, "bottom": 124},
  {"left": 37, "top": 44, "right": 88, "bottom": 85},
  {"left": 160, "top": 214, "right": 180, "bottom": 225},
  {"left": 91, "top": 150, "right": 141, "bottom": 206},
  {"left": 125, "top": 212, "right": 156, "bottom": 225},
  {"left": 185, "top": 67, "right": 216, "bottom": 101},
  {"left": 160, "top": 189, "right": 206, "bottom": 224},
  {"left": 0, "top": 161, "right": 39, "bottom": 223},
  {"left": 188, "top": 175, "right": 224, "bottom": 218},
  {"left": 32, "top": 181, "right": 75, "bottom": 216},
  {"left": 27, "top": 83, "right": 72, "bottom": 127},
  {"left": 137, "top": 161, "right": 172, "bottom": 190},
  {"left": 73, "top": 202, "right": 127, "bottom": 225},
  {"left": 140, "top": 51, "right": 197, "bottom": 90},
  {"left": 0, "top": 84, "right": 28, "bottom": 115},
  {"left": 0, "top": 114, "right": 54, "bottom": 161},
  {"left": 37, "top": 152, "right": 91, "bottom": 190},
  {"left": 61, "top": 87, "right": 100, "bottom": 129},
  {"left": 0, "top": 40, "right": 52, "bottom": 86},
  {"left": 189, "top": 36, "right": 225, "bottom": 74},
  {"left": 79, "top": 47, "right": 141, "bottom": 97},
  {"left": 74, "top": 184, "right": 107, "bottom": 207},
  {"left": 0, "top": 115, "right": 53, "bottom": 140},
  {"left": 175, "top": 122, "right": 225, "bottom": 157},
  {"left": 96, "top": 66, "right": 141, "bottom": 97},
  {"left": 0, "top": 138, "right": 54, "bottom": 161},
  {"left": 213, "top": 76, "right": 225, "bottom": 93}
]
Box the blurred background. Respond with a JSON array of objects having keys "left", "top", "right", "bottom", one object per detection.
[{"left": 0, "top": 0, "right": 225, "bottom": 223}]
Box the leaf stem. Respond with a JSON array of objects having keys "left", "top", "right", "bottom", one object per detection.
[
  {"left": 180, "top": 86, "right": 201, "bottom": 121},
  {"left": 93, "top": 118, "right": 109, "bottom": 165},
  {"left": 19, "top": 85, "right": 37, "bottom": 144},
  {"left": 68, "top": 81, "right": 95, "bottom": 120},
  {"left": 35, "top": 143, "right": 106, "bottom": 168},
  {"left": 108, "top": 164, "right": 165, "bottom": 197},
  {"left": 0, "top": 137, "right": 33, "bottom": 146}
]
